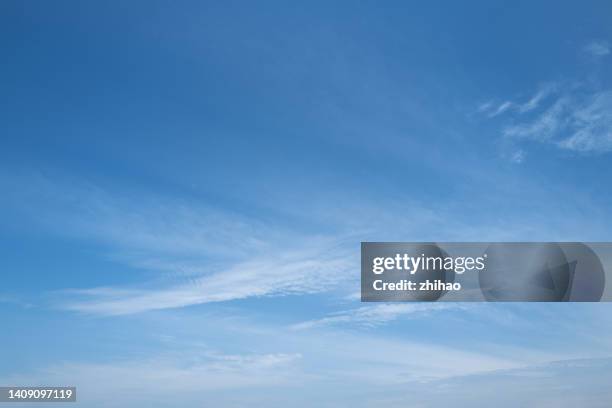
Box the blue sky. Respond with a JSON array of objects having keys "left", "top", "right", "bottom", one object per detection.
[{"left": 1, "top": 1, "right": 612, "bottom": 406}]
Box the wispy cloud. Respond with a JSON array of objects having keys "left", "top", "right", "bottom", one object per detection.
[
  {"left": 481, "top": 81, "right": 612, "bottom": 156},
  {"left": 0, "top": 314, "right": 541, "bottom": 405},
  {"left": 479, "top": 84, "right": 557, "bottom": 118},
  {"left": 291, "top": 303, "right": 465, "bottom": 330},
  {"left": 0, "top": 294, "right": 34, "bottom": 309},
  {"left": 3, "top": 167, "right": 610, "bottom": 315},
  {"left": 478, "top": 40, "right": 612, "bottom": 158},
  {"left": 518, "top": 84, "right": 558, "bottom": 113},
  {"left": 62, "top": 243, "right": 354, "bottom": 315},
  {"left": 584, "top": 40, "right": 610, "bottom": 57},
  {"left": 557, "top": 91, "right": 612, "bottom": 152},
  {"left": 1, "top": 172, "right": 358, "bottom": 315},
  {"left": 0, "top": 350, "right": 304, "bottom": 407},
  {"left": 502, "top": 90, "right": 612, "bottom": 153},
  {"left": 488, "top": 101, "right": 514, "bottom": 117},
  {"left": 5, "top": 320, "right": 608, "bottom": 408},
  {"left": 509, "top": 149, "right": 526, "bottom": 163},
  {"left": 502, "top": 95, "right": 570, "bottom": 141},
  {"left": 355, "top": 357, "right": 612, "bottom": 408}
]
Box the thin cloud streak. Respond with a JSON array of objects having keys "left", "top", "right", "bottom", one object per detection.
[
  {"left": 291, "top": 303, "right": 466, "bottom": 330},
  {"left": 479, "top": 84, "right": 557, "bottom": 118},
  {"left": 62, "top": 245, "right": 354, "bottom": 315}
]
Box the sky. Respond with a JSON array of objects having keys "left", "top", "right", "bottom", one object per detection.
[{"left": 1, "top": 1, "right": 612, "bottom": 406}]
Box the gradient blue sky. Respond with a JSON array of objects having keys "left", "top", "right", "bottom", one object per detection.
[{"left": 1, "top": 1, "right": 612, "bottom": 407}]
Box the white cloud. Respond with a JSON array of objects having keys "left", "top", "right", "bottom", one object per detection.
[
  {"left": 1, "top": 173, "right": 358, "bottom": 315},
  {"left": 5, "top": 322, "right": 607, "bottom": 408},
  {"left": 557, "top": 91, "right": 612, "bottom": 152},
  {"left": 0, "top": 294, "right": 33, "bottom": 309},
  {"left": 509, "top": 149, "right": 526, "bottom": 163},
  {"left": 62, "top": 244, "right": 354, "bottom": 315},
  {"left": 479, "top": 84, "right": 557, "bottom": 118},
  {"left": 584, "top": 40, "right": 610, "bottom": 57},
  {"left": 489, "top": 101, "right": 514, "bottom": 117},
  {"left": 0, "top": 350, "right": 303, "bottom": 407},
  {"left": 476, "top": 42, "right": 612, "bottom": 157},
  {"left": 518, "top": 84, "right": 557, "bottom": 113},
  {"left": 502, "top": 96, "right": 570, "bottom": 141},
  {"left": 0, "top": 319, "right": 536, "bottom": 405},
  {"left": 4, "top": 169, "right": 611, "bottom": 315},
  {"left": 503, "top": 91, "right": 612, "bottom": 153},
  {"left": 291, "top": 303, "right": 465, "bottom": 330},
  {"left": 481, "top": 81, "right": 612, "bottom": 156},
  {"left": 354, "top": 357, "right": 612, "bottom": 408}
]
